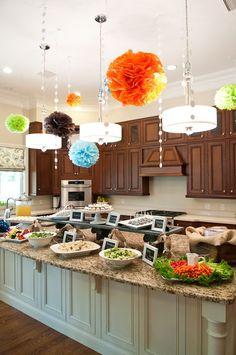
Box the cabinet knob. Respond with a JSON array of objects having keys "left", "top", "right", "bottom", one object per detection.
[
  {"left": 38, "top": 187, "right": 41, "bottom": 191},
  {"left": 223, "top": 190, "right": 226, "bottom": 193},
  {"left": 201, "top": 134, "right": 203, "bottom": 138},
  {"left": 128, "top": 142, "right": 131, "bottom": 145},
  {"left": 230, "top": 131, "right": 232, "bottom": 135},
  {"left": 222, "top": 132, "right": 225, "bottom": 136},
  {"left": 201, "top": 189, "right": 204, "bottom": 192},
  {"left": 231, "top": 190, "right": 233, "bottom": 193}
]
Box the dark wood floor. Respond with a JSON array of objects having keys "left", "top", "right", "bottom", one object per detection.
[{"left": 0, "top": 301, "right": 100, "bottom": 355}]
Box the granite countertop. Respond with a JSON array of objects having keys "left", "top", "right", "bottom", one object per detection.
[
  {"left": 174, "top": 214, "right": 236, "bottom": 225},
  {"left": 0, "top": 240, "right": 236, "bottom": 305}
]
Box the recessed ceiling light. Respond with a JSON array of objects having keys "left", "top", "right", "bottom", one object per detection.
[
  {"left": 2, "top": 67, "right": 13, "bottom": 74},
  {"left": 166, "top": 65, "right": 177, "bottom": 71}
]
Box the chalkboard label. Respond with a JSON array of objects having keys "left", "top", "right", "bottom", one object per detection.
[
  {"left": 142, "top": 243, "right": 158, "bottom": 266},
  {"left": 102, "top": 237, "right": 119, "bottom": 251},
  {"left": 70, "top": 210, "right": 84, "bottom": 221},
  {"left": 106, "top": 212, "right": 120, "bottom": 226}
]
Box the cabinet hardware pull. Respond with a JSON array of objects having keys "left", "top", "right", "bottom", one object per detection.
[
  {"left": 230, "top": 131, "right": 232, "bottom": 135},
  {"left": 201, "top": 189, "right": 204, "bottom": 192},
  {"left": 222, "top": 132, "right": 225, "bottom": 135},
  {"left": 231, "top": 190, "right": 233, "bottom": 193},
  {"left": 223, "top": 190, "right": 226, "bottom": 193}
]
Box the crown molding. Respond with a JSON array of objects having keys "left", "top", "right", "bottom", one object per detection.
[
  {"left": 0, "top": 67, "right": 235, "bottom": 111},
  {"left": 162, "top": 67, "right": 236, "bottom": 99}
]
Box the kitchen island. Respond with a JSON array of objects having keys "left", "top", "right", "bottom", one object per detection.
[{"left": 0, "top": 241, "right": 236, "bottom": 355}]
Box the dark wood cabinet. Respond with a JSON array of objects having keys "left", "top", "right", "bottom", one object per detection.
[
  {"left": 29, "top": 150, "right": 53, "bottom": 196},
  {"left": 60, "top": 150, "right": 92, "bottom": 180},
  {"left": 127, "top": 120, "right": 142, "bottom": 147},
  {"left": 128, "top": 148, "right": 149, "bottom": 194},
  {"left": 28, "top": 121, "right": 53, "bottom": 196},
  {"left": 101, "top": 147, "right": 149, "bottom": 196},
  {"left": 187, "top": 143, "right": 205, "bottom": 196},
  {"left": 187, "top": 139, "right": 236, "bottom": 198},
  {"left": 142, "top": 117, "right": 159, "bottom": 146}
]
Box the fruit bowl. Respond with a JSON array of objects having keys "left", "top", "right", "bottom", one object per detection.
[
  {"left": 99, "top": 247, "right": 141, "bottom": 269},
  {"left": 25, "top": 232, "right": 56, "bottom": 248}
]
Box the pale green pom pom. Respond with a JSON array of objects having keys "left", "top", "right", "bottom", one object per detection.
[
  {"left": 214, "top": 84, "right": 236, "bottom": 110},
  {"left": 5, "top": 114, "right": 29, "bottom": 133}
]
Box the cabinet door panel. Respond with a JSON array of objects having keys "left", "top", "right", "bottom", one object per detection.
[
  {"left": 42, "top": 263, "right": 65, "bottom": 319},
  {"left": 142, "top": 118, "right": 159, "bottom": 145},
  {"left": 115, "top": 149, "right": 127, "bottom": 193},
  {"left": 207, "top": 141, "right": 227, "bottom": 196},
  {"left": 102, "top": 151, "right": 113, "bottom": 193},
  {"left": 127, "top": 120, "right": 141, "bottom": 146},
  {"left": 66, "top": 271, "right": 96, "bottom": 334},
  {"left": 101, "top": 280, "right": 139, "bottom": 353},
  {"left": 37, "top": 151, "right": 53, "bottom": 195},
  {"left": 187, "top": 143, "right": 205, "bottom": 196},
  {"left": 17, "top": 256, "right": 38, "bottom": 306},
  {"left": 207, "top": 109, "right": 226, "bottom": 139},
  {"left": 128, "top": 149, "right": 141, "bottom": 193},
  {"left": 61, "top": 151, "right": 76, "bottom": 179},
  {"left": 228, "top": 110, "right": 236, "bottom": 137},
  {"left": 229, "top": 139, "right": 236, "bottom": 195},
  {"left": 0, "top": 249, "right": 16, "bottom": 293}
]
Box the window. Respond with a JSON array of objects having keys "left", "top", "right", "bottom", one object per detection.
[
  {"left": 0, "top": 172, "right": 24, "bottom": 203},
  {"left": 0, "top": 146, "right": 25, "bottom": 204}
]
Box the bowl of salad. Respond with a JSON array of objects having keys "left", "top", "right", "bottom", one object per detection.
[
  {"left": 99, "top": 247, "right": 141, "bottom": 269},
  {"left": 25, "top": 231, "right": 56, "bottom": 248}
]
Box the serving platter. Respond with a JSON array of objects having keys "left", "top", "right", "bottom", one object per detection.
[
  {"left": 50, "top": 241, "right": 100, "bottom": 258},
  {"left": 118, "top": 216, "right": 154, "bottom": 229},
  {"left": 0, "top": 236, "right": 28, "bottom": 243}
]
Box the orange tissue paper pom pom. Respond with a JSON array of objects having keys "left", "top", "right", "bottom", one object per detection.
[
  {"left": 66, "top": 93, "right": 81, "bottom": 107},
  {"left": 106, "top": 50, "right": 167, "bottom": 106}
]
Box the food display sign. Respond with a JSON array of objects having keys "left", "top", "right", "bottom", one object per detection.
[
  {"left": 63, "top": 230, "right": 77, "bottom": 243},
  {"left": 70, "top": 210, "right": 85, "bottom": 222},
  {"left": 102, "top": 237, "right": 119, "bottom": 251},
  {"left": 142, "top": 243, "right": 158, "bottom": 266},
  {"left": 151, "top": 216, "right": 167, "bottom": 232},
  {"left": 106, "top": 212, "right": 120, "bottom": 226}
]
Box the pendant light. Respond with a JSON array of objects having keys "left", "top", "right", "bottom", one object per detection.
[
  {"left": 80, "top": 15, "right": 122, "bottom": 145},
  {"left": 162, "top": 0, "right": 217, "bottom": 135},
  {"left": 25, "top": 5, "right": 62, "bottom": 151}
]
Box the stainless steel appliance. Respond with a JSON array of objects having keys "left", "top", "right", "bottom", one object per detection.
[{"left": 61, "top": 180, "right": 92, "bottom": 208}]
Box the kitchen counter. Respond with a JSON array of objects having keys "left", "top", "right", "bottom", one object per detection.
[
  {"left": 1, "top": 240, "right": 236, "bottom": 355},
  {"left": 0, "top": 240, "right": 235, "bottom": 305},
  {"left": 174, "top": 214, "right": 236, "bottom": 226}
]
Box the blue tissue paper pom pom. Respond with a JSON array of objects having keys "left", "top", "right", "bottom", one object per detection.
[{"left": 69, "top": 140, "right": 99, "bottom": 168}]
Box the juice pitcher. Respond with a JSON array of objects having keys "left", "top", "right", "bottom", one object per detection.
[{"left": 16, "top": 193, "right": 32, "bottom": 216}]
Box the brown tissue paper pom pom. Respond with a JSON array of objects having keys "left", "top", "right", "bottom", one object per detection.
[{"left": 44, "top": 111, "right": 75, "bottom": 137}]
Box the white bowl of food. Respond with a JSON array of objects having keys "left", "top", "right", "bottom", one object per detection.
[
  {"left": 25, "top": 231, "right": 56, "bottom": 248},
  {"left": 99, "top": 247, "right": 141, "bottom": 269}
]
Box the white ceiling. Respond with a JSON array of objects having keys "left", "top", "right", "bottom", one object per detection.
[{"left": 0, "top": 0, "right": 236, "bottom": 110}]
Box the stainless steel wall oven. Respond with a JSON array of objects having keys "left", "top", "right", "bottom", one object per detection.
[{"left": 61, "top": 180, "right": 92, "bottom": 208}]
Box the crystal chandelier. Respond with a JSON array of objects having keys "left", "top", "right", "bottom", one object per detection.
[
  {"left": 80, "top": 15, "right": 122, "bottom": 145},
  {"left": 25, "top": 5, "right": 61, "bottom": 151},
  {"left": 162, "top": 0, "right": 217, "bottom": 135}
]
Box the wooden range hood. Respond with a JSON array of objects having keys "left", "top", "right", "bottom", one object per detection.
[{"left": 140, "top": 146, "right": 186, "bottom": 176}]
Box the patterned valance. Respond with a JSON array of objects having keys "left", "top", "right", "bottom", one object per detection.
[{"left": 0, "top": 146, "right": 25, "bottom": 171}]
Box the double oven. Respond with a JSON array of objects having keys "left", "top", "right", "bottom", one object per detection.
[{"left": 61, "top": 180, "right": 92, "bottom": 208}]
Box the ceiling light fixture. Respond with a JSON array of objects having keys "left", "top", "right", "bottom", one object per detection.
[
  {"left": 162, "top": 0, "right": 217, "bottom": 135},
  {"left": 79, "top": 15, "right": 122, "bottom": 145},
  {"left": 166, "top": 65, "right": 177, "bottom": 71},
  {"left": 2, "top": 67, "right": 12, "bottom": 74},
  {"left": 25, "top": 5, "right": 61, "bottom": 152}
]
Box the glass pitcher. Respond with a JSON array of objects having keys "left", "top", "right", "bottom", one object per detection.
[{"left": 15, "top": 193, "right": 32, "bottom": 216}]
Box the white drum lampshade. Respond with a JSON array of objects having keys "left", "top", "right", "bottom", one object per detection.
[
  {"left": 26, "top": 133, "right": 62, "bottom": 152},
  {"left": 162, "top": 106, "right": 217, "bottom": 135},
  {"left": 80, "top": 122, "right": 122, "bottom": 145}
]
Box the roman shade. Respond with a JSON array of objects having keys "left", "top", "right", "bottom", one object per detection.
[{"left": 0, "top": 146, "right": 25, "bottom": 171}]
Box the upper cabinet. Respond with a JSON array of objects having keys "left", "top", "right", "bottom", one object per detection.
[
  {"left": 142, "top": 116, "right": 185, "bottom": 146},
  {"left": 28, "top": 122, "right": 53, "bottom": 196},
  {"left": 60, "top": 150, "right": 92, "bottom": 180}
]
